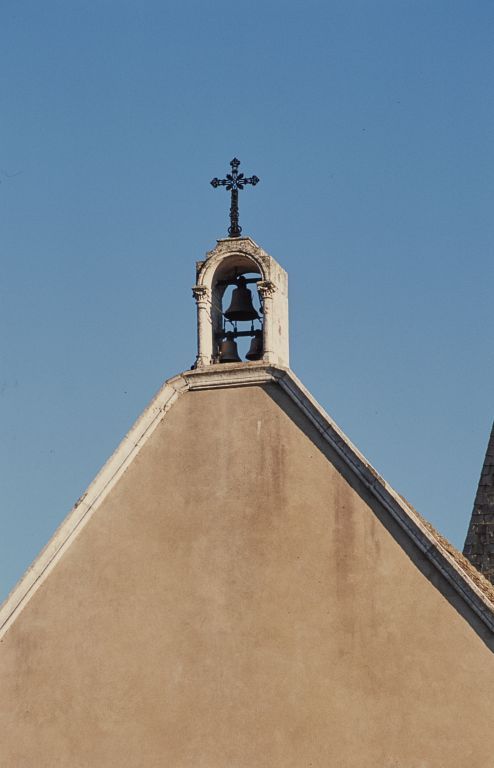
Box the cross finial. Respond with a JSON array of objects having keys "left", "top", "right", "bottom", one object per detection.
[{"left": 211, "top": 158, "right": 260, "bottom": 238}]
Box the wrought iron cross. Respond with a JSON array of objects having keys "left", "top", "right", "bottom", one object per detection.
[{"left": 211, "top": 158, "right": 259, "bottom": 238}]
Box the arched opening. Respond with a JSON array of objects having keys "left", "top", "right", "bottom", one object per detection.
[{"left": 210, "top": 255, "right": 264, "bottom": 364}]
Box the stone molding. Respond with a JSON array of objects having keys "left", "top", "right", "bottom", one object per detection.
[
  {"left": 183, "top": 361, "right": 282, "bottom": 390},
  {"left": 191, "top": 285, "right": 210, "bottom": 302},
  {"left": 257, "top": 280, "right": 277, "bottom": 298},
  {"left": 2, "top": 363, "right": 494, "bottom": 637},
  {"left": 201, "top": 236, "right": 273, "bottom": 279}
]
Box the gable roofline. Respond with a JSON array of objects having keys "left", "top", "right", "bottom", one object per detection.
[{"left": 2, "top": 363, "right": 494, "bottom": 638}]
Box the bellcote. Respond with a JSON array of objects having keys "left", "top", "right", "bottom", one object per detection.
[{"left": 192, "top": 236, "right": 289, "bottom": 369}]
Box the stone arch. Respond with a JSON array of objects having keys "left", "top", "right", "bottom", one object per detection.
[{"left": 192, "top": 238, "right": 289, "bottom": 370}]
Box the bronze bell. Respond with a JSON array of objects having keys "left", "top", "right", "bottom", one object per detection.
[
  {"left": 219, "top": 332, "right": 241, "bottom": 363},
  {"left": 224, "top": 276, "right": 259, "bottom": 322},
  {"left": 246, "top": 329, "right": 263, "bottom": 361}
]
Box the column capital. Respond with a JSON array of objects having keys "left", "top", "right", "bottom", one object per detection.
[
  {"left": 257, "top": 280, "right": 277, "bottom": 299},
  {"left": 192, "top": 285, "right": 210, "bottom": 302}
]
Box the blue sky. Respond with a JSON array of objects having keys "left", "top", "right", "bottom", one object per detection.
[{"left": 1, "top": 0, "right": 493, "bottom": 600}]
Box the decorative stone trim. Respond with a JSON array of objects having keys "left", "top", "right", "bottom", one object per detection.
[
  {"left": 257, "top": 280, "right": 277, "bottom": 298},
  {"left": 184, "top": 361, "right": 283, "bottom": 390},
  {"left": 191, "top": 285, "right": 210, "bottom": 301}
]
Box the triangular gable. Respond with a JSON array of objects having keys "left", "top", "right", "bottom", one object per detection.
[{"left": 2, "top": 362, "right": 493, "bottom": 637}]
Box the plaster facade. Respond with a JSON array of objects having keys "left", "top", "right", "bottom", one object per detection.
[{"left": 1, "top": 376, "right": 494, "bottom": 767}]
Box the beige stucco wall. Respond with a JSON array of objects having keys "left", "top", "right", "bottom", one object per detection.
[{"left": 1, "top": 383, "right": 493, "bottom": 767}]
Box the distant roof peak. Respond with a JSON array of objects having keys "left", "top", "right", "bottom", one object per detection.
[{"left": 463, "top": 422, "right": 494, "bottom": 583}]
